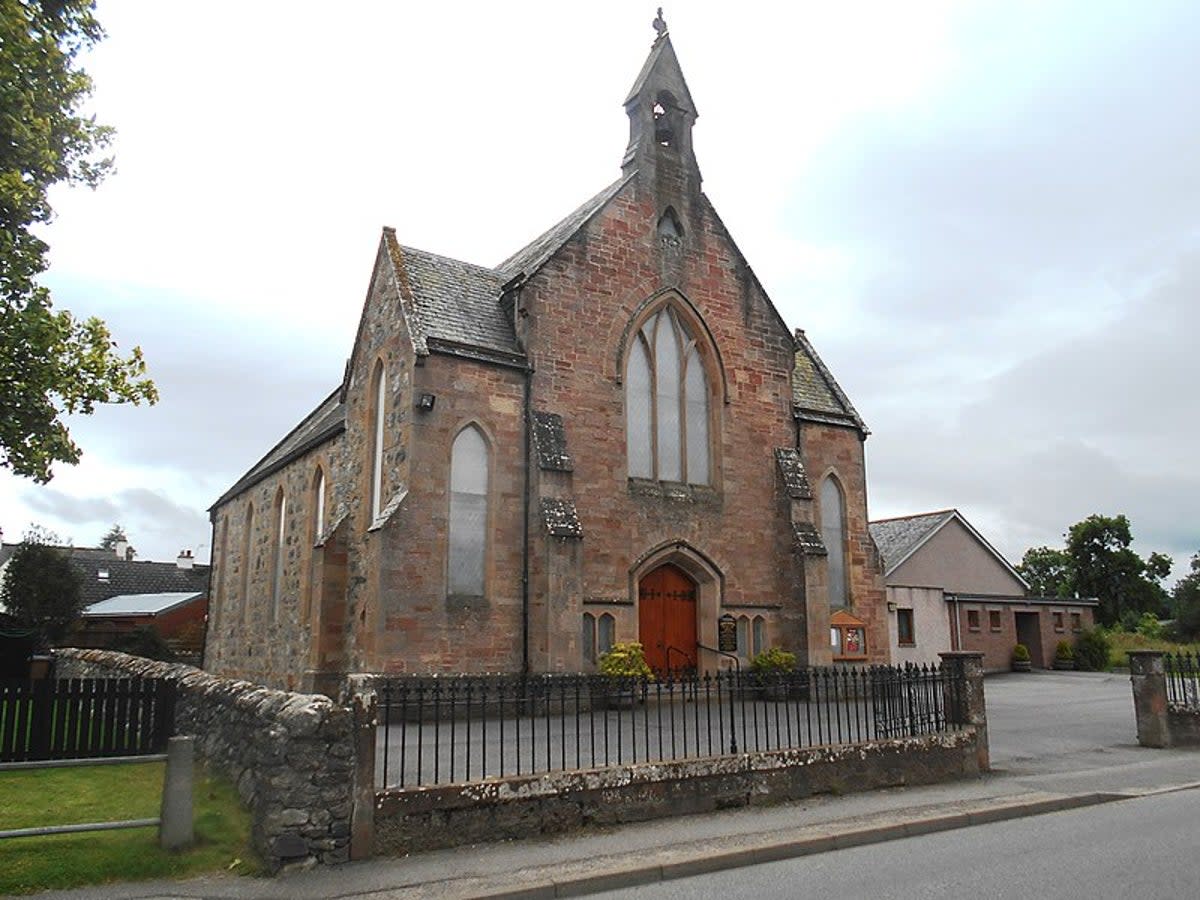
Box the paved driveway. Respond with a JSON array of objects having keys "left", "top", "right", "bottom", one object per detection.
[{"left": 984, "top": 670, "right": 1137, "bottom": 772}]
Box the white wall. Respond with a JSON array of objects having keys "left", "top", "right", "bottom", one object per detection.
[{"left": 886, "top": 585, "right": 950, "bottom": 666}]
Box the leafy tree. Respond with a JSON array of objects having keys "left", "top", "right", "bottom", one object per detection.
[
  {"left": 1064, "top": 514, "right": 1170, "bottom": 626},
  {"left": 1172, "top": 553, "right": 1200, "bottom": 640},
  {"left": 1017, "top": 546, "right": 1072, "bottom": 597},
  {"left": 1, "top": 0, "right": 157, "bottom": 484},
  {"left": 1020, "top": 515, "right": 1172, "bottom": 627},
  {"left": 0, "top": 527, "right": 84, "bottom": 648}
]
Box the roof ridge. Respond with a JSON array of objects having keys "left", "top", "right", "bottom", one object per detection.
[
  {"left": 869, "top": 509, "right": 958, "bottom": 525},
  {"left": 397, "top": 242, "right": 501, "bottom": 277}
]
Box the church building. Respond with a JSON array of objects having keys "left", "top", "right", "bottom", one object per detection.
[{"left": 204, "top": 18, "right": 890, "bottom": 693}]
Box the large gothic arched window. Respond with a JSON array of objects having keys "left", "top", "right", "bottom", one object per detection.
[
  {"left": 626, "top": 306, "right": 710, "bottom": 484},
  {"left": 449, "top": 426, "right": 489, "bottom": 597}
]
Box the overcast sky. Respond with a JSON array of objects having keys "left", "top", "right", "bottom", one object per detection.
[{"left": 3, "top": 0, "right": 1196, "bottom": 582}]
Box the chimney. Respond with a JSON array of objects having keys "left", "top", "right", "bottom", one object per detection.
[
  {"left": 176, "top": 549, "right": 194, "bottom": 570},
  {"left": 114, "top": 539, "right": 128, "bottom": 559}
]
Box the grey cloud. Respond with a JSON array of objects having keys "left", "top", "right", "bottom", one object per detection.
[{"left": 21, "top": 486, "right": 211, "bottom": 558}]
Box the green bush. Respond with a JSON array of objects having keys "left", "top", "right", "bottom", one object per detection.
[
  {"left": 1073, "top": 628, "right": 1111, "bottom": 671},
  {"left": 599, "top": 642, "right": 652, "bottom": 678},
  {"left": 1054, "top": 640, "right": 1074, "bottom": 660},
  {"left": 1012, "top": 643, "right": 1031, "bottom": 662},
  {"left": 750, "top": 647, "right": 796, "bottom": 674},
  {"left": 110, "top": 626, "right": 176, "bottom": 662},
  {"left": 1135, "top": 612, "right": 1164, "bottom": 639}
]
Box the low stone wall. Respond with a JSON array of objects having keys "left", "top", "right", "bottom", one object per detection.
[
  {"left": 1167, "top": 707, "right": 1200, "bottom": 746},
  {"left": 55, "top": 648, "right": 354, "bottom": 870},
  {"left": 1128, "top": 651, "right": 1200, "bottom": 748},
  {"left": 373, "top": 729, "right": 982, "bottom": 856}
]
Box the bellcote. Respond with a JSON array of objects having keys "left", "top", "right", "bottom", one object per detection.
[{"left": 621, "top": 12, "right": 701, "bottom": 189}]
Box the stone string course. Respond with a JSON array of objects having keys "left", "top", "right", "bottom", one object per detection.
[{"left": 54, "top": 648, "right": 354, "bottom": 871}]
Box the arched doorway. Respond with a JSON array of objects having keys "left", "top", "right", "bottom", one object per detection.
[{"left": 638, "top": 563, "right": 698, "bottom": 673}]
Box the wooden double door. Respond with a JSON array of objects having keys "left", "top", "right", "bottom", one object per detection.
[{"left": 638, "top": 564, "right": 698, "bottom": 673}]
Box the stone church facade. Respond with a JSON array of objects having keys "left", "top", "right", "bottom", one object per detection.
[{"left": 205, "top": 24, "right": 890, "bottom": 692}]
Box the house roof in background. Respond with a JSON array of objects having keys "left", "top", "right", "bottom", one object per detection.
[
  {"left": 0, "top": 544, "right": 211, "bottom": 608},
  {"left": 83, "top": 592, "right": 203, "bottom": 618},
  {"left": 868, "top": 509, "right": 1029, "bottom": 589}
]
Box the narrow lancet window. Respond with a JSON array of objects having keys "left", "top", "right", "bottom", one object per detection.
[
  {"left": 370, "top": 362, "right": 386, "bottom": 521},
  {"left": 449, "top": 426, "right": 488, "bottom": 596},
  {"left": 821, "top": 477, "right": 848, "bottom": 609}
]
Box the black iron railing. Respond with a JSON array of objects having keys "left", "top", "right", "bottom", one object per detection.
[
  {"left": 376, "top": 663, "right": 963, "bottom": 789},
  {"left": 1164, "top": 653, "right": 1200, "bottom": 708}
]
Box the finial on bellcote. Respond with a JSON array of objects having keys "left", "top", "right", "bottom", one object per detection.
[{"left": 652, "top": 8, "right": 668, "bottom": 40}]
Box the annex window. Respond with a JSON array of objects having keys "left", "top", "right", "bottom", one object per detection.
[
  {"left": 1071, "top": 612, "right": 1082, "bottom": 632},
  {"left": 989, "top": 609, "right": 1002, "bottom": 631},
  {"left": 370, "top": 361, "right": 387, "bottom": 522},
  {"left": 625, "top": 306, "right": 710, "bottom": 485},
  {"left": 271, "top": 488, "right": 287, "bottom": 622},
  {"left": 449, "top": 426, "right": 488, "bottom": 597},
  {"left": 967, "top": 609, "right": 981, "bottom": 632},
  {"left": 820, "top": 476, "right": 847, "bottom": 609},
  {"left": 1053, "top": 611, "right": 1065, "bottom": 632},
  {"left": 897, "top": 608, "right": 915, "bottom": 646}
]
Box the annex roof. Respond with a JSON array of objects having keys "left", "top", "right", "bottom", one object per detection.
[
  {"left": 869, "top": 509, "right": 1029, "bottom": 589},
  {"left": 211, "top": 387, "right": 345, "bottom": 510},
  {"left": 83, "top": 592, "right": 204, "bottom": 618}
]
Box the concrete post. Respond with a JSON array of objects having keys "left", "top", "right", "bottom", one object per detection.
[
  {"left": 159, "top": 735, "right": 194, "bottom": 850},
  {"left": 349, "top": 684, "right": 377, "bottom": 861},
  {"left": 939, "top": 651, "right": 989, "bottom": 773},
  {"left": 1128, "top": 650, "right": 1169, "bottom": 748}
]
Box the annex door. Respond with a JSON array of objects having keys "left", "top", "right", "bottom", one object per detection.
[{"left": 638, "top": 564, "right": 698, "bottom": 673}]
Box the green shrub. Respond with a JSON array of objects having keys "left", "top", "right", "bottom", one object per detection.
[
  {"left": 1135, "top": 612, "right": 1164, "bottom": 639},
  {"left": 599, "top": 642, "right": 652, "bottom": 678},
  {"left": 750, "top": 647, "right": 796, "bottom": 674},
  {"left": 1012, "top": 643, "right": 1031, "bottom": 662},
  {"left": 1074, "top": 628, "right": 1112, "bottom": 671},
  {"left": 1054, "top": 640, "right": 1074, "bottom": 660}
]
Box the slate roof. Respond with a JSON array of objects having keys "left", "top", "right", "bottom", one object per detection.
[
  {"left": 391, "top": 243, "right": 519, "bottom": 357},
  {"left": 497, "top": 175, "right": 632, "bottom": 279},
  {"left": 868, "top": 510, "right": 1029, "bottom": 590},
  {"left": 83, "top": 592, "right": 204, "bottom": 618},
  {"left": 792, "top": 329, "right": 868, "bottom": 434},
  {"left": 0, "top": 544, "right": 211, "bottom": 609},
  {"left": 868, "top": 511, "right": 957, "bottom": 574},
  {"left": 212, "top": 388, "right": 345, "bottom": 510}
]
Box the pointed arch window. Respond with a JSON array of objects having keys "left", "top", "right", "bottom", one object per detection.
[
  {"left": 821, "top": 476, "right": 848, "bottom": 609},
  {"left": 271, "top": 488, "right": 287, "bottom": 622},
  {"left": 370, "top": 361, "right": 387, "bottom": 522},
  {"left": 449, "top": 426, "right": 488, "bottom": 597},
  {"left": 626, "top": 306, "right": 711, "bottom": 484},
  {"left": 312, "top": 466, "right": 326, "bottom": 542},
  {"left": 240, "top": 501, "right": 254, "bottom": 624}
]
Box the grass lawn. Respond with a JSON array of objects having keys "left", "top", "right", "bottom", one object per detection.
[
  {"left": 0, "top": 760, "right": 261, "bottom": 896},
  {"left": 1105, "top": 629, "right": 1200, "bottom": 670}
]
